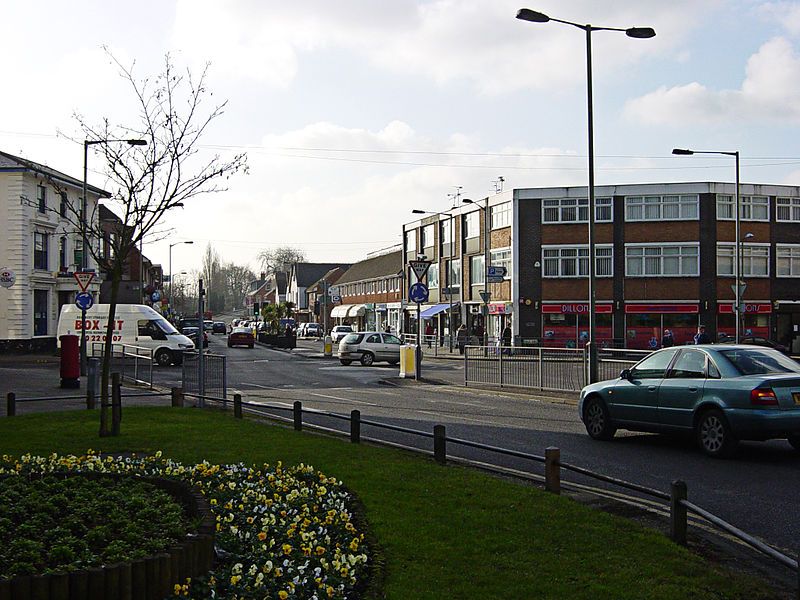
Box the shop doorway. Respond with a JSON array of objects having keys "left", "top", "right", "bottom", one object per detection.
[{"left": 776, "top": 306, "right": 800, "bottom": 354}]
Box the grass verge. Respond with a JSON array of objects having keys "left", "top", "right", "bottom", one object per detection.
[{"left": 0, "top": 407, "right": 778, "bottom": 599}]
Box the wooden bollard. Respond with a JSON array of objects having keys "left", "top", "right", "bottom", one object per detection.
[
  {"left": 48, "top": 573, "right": 69, "bottom": 600},
  {"left": 111, "top": 372, "right": 121, "bottom": 435},
  {"left": 233, "top": 394, "right": 242, "bottom": 419},
  {"left": 433, "top": 425, "right": 446, "bottom": 464},
  {"left": 171, "top": 387, "right": 184, "bottom": 408},
  {"left": 351, "top": 410, "right": 361, "bottom": 443},
  {"left": 6, "top": 392, "right": 15, "bottom": 417},
  {"left": 293, "top": 401, "right": 302, "bottom": 431},
  {"left": 545, "top": 447, "right": 561, "bottom": 495},
  {"left": 670, "top": 480, "right": 688, "bottom": 546}
]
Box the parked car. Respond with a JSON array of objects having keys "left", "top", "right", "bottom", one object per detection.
[
  {"left": 203, "top": 320, "right": 214, "bottom": 332},
  {"left": 305, "top": 323, "right": 323, "bottom": 338},
  {"left": 182, "top": 326, "right": 209, "bottom": 348},
  {"left": 228, "top": 327, "right": 255, "bottom": 349},
  {"left": 578, "top": 345, "right": 800, "bottom": 457},
  {"left": 720, "top": 336, "right": 791, "bottom": 355},
  {"left": 331, "top": 325, "right": 354, "bottom": 344},
  {"left": 212, "top": 321, "right": 227, "bottom": 334},
  {"left": 338, "top": 331, "right": 402, "bottom": 366}
]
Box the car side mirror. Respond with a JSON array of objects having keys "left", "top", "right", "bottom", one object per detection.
[{"left": 620, "top": 369, "right": 632, "bottom": 380}]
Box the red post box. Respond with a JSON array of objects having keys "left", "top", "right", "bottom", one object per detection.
[{"left": 60, "top": 334, "right": 80, "bottom": 389}]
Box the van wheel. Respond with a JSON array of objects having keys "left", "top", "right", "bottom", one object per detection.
[
  {"left": 155, "top": 349, "right": 173, "bottom": 367},
  {"left": 360, "top": 353, "right": 374, "bottom": 366}
]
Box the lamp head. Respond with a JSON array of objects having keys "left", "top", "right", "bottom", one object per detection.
[
  {"left": 626, "top": 27, "right": 656, "bottom": 39},
  {"left": 185, "top": 240, "right": 194, "bottom": 245},
  {"left": 127, "top": 139, "right": 148, "bottom": 146},
  {"left": 462, "top": 198, "right": 475, "bottom": 205},
  {"left": 672, "top": 148, "right": 694, "bottom": 156},
  {"left": 516, "top": 8, "right": 550, "bottom": 23},
  {"left": 411, "top": 209, "right": 426, "bottom": 214}
]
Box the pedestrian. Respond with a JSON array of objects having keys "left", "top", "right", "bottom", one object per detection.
[
  {"left": 693, "top": 324, "right": 711, "bottom": 345},
  {"left": 501, "top": 323, "right": 512, "bottom": 354},
  {"left": 425, "top": 322, "right": 434, "bottom": 348},
  {"left": 456, "top": 324, "right": 467, "bottom": 355},
  {"left": 384, "top": 323, "right": 391, "bottom": 334},
  {"left": 661, "top": 329, "right": 674, "bottom": 348}
]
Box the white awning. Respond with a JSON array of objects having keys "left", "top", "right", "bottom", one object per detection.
[
  {"left": 348, "top": 304, "right": 366, "bottom": 317},
  {"left": 331, "top": 305, "right": 351, "bottom": 318}
]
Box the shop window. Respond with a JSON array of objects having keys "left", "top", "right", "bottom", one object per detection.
[{"left": 542, "top": 313, "right": 613, "bottom": 348}]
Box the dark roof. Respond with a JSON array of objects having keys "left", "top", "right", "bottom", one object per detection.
[
  {"left": 336, "top": 250, "right": 402, "bottom": 285},
  {"left": 293, "top": 263, "right": 351, "bottom": 288},
  {"left": 307, "top": 266, "right": 347, "bottom": 293},
  {"left": 273, "top": 272, "right": 288, "bottom": 294},
  {"left": 0, "top": 150, "right": 110, "bottom": 197}
]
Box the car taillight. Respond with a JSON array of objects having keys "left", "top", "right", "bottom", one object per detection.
[{"left": 750, "top": 387, "right": 778, "bottom": 406}]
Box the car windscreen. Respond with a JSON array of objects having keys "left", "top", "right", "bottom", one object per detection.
[
  {"left": 342, "top": 333, "right": 364, "bottom": 344},
  {"left": 719, "top": 348, "right": 800, "bottom": 375}
]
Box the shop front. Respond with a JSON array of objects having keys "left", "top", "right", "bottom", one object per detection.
[
  {"left": 347, "top": 304, "right": 366, "bottom": 331},
  {"left": 717, "top": 302, "right": 771, "bottom": 341},
  {"left": 387, "top": 302, "right": 402, "bottom": 334},
  {"left": 330, "top": 304, "right": 352, "bottom": 325},
  {"left": 541, "top": 303, "right": 613, "bottom": 348},
  {"left": 487, "top": 303, "right": 512, "bottom": 342},
  {"left": 625, "top": 303, "right": 699, "bottom": 349}
]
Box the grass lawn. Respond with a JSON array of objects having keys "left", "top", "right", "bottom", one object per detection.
[{"left": 0, "top": 407, "right": 777, "bottom": 599}]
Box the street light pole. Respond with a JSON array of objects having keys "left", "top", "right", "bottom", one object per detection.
[
  {"left": 672, "top": 148, "right": 742, "bottom": 343},
  {"left": 169, "top": 241, "right": 193, "bottom": 318},
  {"left": 516, "top": 8, "right": 655, "bottom": 383}
]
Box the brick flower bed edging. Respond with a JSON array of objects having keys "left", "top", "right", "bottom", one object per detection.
[{"left": 0, "top": 472, "right": 216, "bottom": 600}]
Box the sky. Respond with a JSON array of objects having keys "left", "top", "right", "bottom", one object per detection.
[{"left": 3, "top": 0, "right": 800, "bottom": 276}]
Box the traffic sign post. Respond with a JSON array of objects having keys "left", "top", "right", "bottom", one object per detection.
[
  {"left": 74, "top": 271, "right": 95, "bottom": 292},
  {"left": 479, "top": 291, "right": 491, "bottom": 304},
  {"left": 408, "top": 260, "right": 432, "bottom": 282},
  {"left": 409, "top": 282, "right": 429, "bottom": 304},
  {"left": 75, "top": 292, "right": 94, "bottom": 311}
]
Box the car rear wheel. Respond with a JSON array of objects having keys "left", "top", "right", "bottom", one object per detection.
[
  {"left": 583, "top": 396, "right": 616, "bottom": 441},
  {"left": 787, "top": 434, "right": 800, "bottom": 451},
  {"left": 340, "top": 359, "right": 352, "bottom": 366},
  {"left": 360, "top": 353, "right": 374, "bottom": 366},
  {"left": 696, "top": 409, "right": 737, "bottom": 458},
  {"left": 155, "top": 349, "right": 173, "bottom": 367}
]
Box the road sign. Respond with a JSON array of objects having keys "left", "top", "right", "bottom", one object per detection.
[
  {"left": 0, "top": 268, "right": 15, "bottom": 288},
  {"left": 479, "top": 291, "right": 491, "bottom": 304},
  {"left": 75, "top": 291, "right": 94, "bottom": 310},
  {"left": 408, "top": 260, "right": 432, "bottom": 281},
  {"left": 332, "top": 295, "right": 342, "bottom": 303},
  {"left": 731, "top": 283, "right": 747, "bottom": 298},
  {"left": 487, "top": 276, "right": 505, "bottom": 284},
  {"left": 328, "top": 285, "right": 340, "bottom": 297},
  {"left": 409, "top": 282, "right": 429, "bottom": 304},
  {"left": 74, "top": 271, "right": 95, "bottom": 292},
  {"left": 487, "top": 265, "right": 507, "bottom": 278}
]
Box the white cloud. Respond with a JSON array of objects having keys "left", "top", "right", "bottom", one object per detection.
[
  {"left": 758, "top": 1, "right": 800, "bottom": 35},
  {"left": 624, "top": 37, "right": 800, "bottom": 124}
]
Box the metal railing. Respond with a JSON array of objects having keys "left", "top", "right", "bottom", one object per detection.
[
  {"left": 90, "top": 343, "right": 154, "bottom": 388},
  {"left": 182, "top": 351, "right": 227, "bottom": 400},
  {"left": 401, "top": 333, "right": 498, "bottom": 357}
]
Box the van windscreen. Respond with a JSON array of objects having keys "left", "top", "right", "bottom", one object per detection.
[{"left": 156, "top": 319, "right": 179, "bottom": 334}]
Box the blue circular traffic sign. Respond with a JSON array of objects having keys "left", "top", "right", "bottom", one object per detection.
[
  {"left": 409, "top": 282, "right": 429, "bottom": 304},
  {"left": 75, "top": 291, "right": 94, "bottom": 310}
]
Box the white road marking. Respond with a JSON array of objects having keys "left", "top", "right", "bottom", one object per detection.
[
  {"left": 252, "top": 359, "right": 270, "bottom": 363},
  {"left": 240, "top": 382, "right": 277, "bottom": 389},
  {"left": 310, "top": 392, "right": 377, "bottom": 406},
  {"left": 428, "top": 398, "right": 484, "bottom": 408}
]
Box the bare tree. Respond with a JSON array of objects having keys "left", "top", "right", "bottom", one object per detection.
[
  {"left": 223, "top": 262, "right": 256, "bottom": 311},
  {"left": 257, "top": 246, "right": 306, "bottom": 276},
  {"left": 55, "top": 51, "right": 246, "bottom": 436},
  {"left": 201, "top": 243, "right": 224, "bottom": 313}
]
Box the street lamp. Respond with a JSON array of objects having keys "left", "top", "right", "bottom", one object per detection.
[
  {"left": 412, "top": 208, "right": 455, "bottom": 351},
  {"left": 462, "top": 198, "right": 490, "bottom": 349},
  {"left": 80, "top": 137, "right": 147, "bottom": 375},
  {"left": 169, "top": 241, "right": 194, "bottom": 317},
  {"left": 516, "top": 8, "right": 655, "bottom": 383},
  {"left": 672, "top": 148, "right": 742, "bottom": 343}
]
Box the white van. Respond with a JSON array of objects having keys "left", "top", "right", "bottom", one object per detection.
[{"left": 57, "top": 304, "right": 195, "bottom": 366}]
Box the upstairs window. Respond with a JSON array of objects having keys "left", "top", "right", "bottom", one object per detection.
[
  {"left": 776, "top": 197, "right": 800, "bottom": 222},
  {"left": 34, "top": 232, "right": 49, "bottom": 270},
  {"left": 463, "top": 212, "right": 480, "bottom": 239},
  {"left": 542, "top": 197, "right": 612, "bottom": 223},
  {"left": 625, "top": 195, "right": 698, "bottom": 221},
  {"left": 491, "top": 202, "right": 511, "bottom": 229},
  {"left": 625, "top": 244, "right": 699, "bottom": 277},
  {"left": 37, "top": 185, "right": 46, "bottom": 214},
  {"left": 716, "top": 195, "right": 769, "bottom": 221}
]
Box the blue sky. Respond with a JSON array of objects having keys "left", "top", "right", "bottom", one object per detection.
[{"left": 2, "top": 0, "right": 800, "bottom": 274}]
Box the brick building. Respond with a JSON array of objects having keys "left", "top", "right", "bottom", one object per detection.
[{"left": 402, "top": 182, "right": 800, "bottom": 351}]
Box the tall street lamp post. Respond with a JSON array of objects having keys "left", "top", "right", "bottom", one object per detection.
[
  {"left": 673, "top": 148, "right": 742, "bottom": 342},
  {"left": 516, "top": 8, "right": 655, "bottom": 382},
  {"left": 462, "top": 198, "right": 490, "bottom": 348},
  {"left": 169, "top": 241, "right": 194, "bottom": 318},
  {"left": 412, "top": 208, "right": 455, "bottom": 351},
  {"left": 81, "top": 137, "right": 147, "bottom": 375}
]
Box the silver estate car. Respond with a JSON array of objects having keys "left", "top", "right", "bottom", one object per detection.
[
  {"left": 338, "top": 332, "right": 402, "bottom": 366},
  {"left": 578, "top": 345, "right": 800, "bottom": 457}
]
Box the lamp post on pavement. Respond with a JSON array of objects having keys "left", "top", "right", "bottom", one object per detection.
[
  {"left": 169, "top": 241, "right": 194, "bottom": 317},
  {"left": 462, "top": 198, "right": 490, "bottom": 349},
  {"left": 516, "top": 8, "right": 655, "bottom": 383},
  {"left": 673, "top": 148, "right": 742, "bottom": 342},
  {"left": 80, "top": 137, "right": 147, "bottom": 375}
]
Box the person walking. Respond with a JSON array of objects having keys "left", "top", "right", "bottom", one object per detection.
[
  {"left": 693, "top": 325, "right": 711, "bottom": 345},
  {"left": 425, "top": 322, "right": 434, "bottom": 348},
  {"left": 501, "top": 323, "right": 512, "bottom": 354},
  {"left": 661, "top": 329, "right": 674, "bottom": 348},
  {"left": 456, "top": 324, "right": 467, "bottom": 355}
]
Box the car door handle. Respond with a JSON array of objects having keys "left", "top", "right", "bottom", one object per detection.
[
  {"left": 688, "top": 387, "right": 698, "bottom": 393},
  {"left": 647, "top": 386, "right": 657, "bottom": 392}
]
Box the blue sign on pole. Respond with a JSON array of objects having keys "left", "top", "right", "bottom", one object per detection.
[
  {"left": 409, "top": 282, "right": 429, "bottom": 304},
  {"left": 75, "top": 291, "right": 94, "bottom": 310}
]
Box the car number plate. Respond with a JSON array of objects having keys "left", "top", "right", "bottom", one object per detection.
[{"left": 793, "top": 392, "right": 800, "bottom": 405}]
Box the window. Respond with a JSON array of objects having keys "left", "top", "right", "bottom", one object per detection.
[
  {"left": 37, "top": 185, "right": 46, "bottom": 214},
  {"left": 427, "top": 263, "right": 439, "bottom": 289},
  {"left": 421, "top": 224, "right": 434, "bottom": 249},
  {"left": 669, "top": 350, "right": 706, "bottom": 379},
  {"left": 542, "top": 245, "right": 613, "bottom": 278},
  {"left": 446, "top": 259, "right": 461, "bottom": 289},
  {"left": 625, "top": 244, "right": 698, "bottom": 277},
  {"left": 33, "top": 290, "right": 48, "bottom": 336},
  {"left": 60, "top": 192, "right": 68, "bottom": 217},
  {"left": 490, "top": 247, "right": 511, "bottom": 278},
  {"left": 491, "top": 202, "right": 511, "bottom": 229},
  {"left": 542, "top": 198, "right": 612, "bottom": 224},
  {"left": 73, "top": 239, "right": 84, "bottom": 269},
  {"left": 777, "top": 197, "right": 800, "bottom": 222},
  {"left": 630, "top": 349, "right": 679, "bottom": 379},
  {"left": 463, "top": 212, "right": 479, "bottom": 239},
  {"left": 366, "top": 333, "right": 381, "bottom": 344},
  {"left": 440, "top": 218, "right": 453, "bottom": 244},
  {"left": 777, "top": 245, "right": 800, "bottom": 277},
  {"left": 33, "top": 232, "right": 49, "bottom": 270},
  {"left": 470, "top": 255, "right": 484, "bottom": 285},
  {"left": 59, "top": 237, "right": 67, "bottom": 271},
  {"left": 405, "top": 230, "right": 416, "bottom": 254},
  {"left": 716, "top": 244, "right": 769, "bottom": 277},
  {"left": 716, "top": 195, "right": 769, "bottom": 221},
  {"left": 625, "top": 195, "right": 698, "bottom": 221}
]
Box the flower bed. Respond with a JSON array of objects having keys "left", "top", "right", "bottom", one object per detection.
[{"left": 0, "top": 452, "right": 369, "bottom": 599}]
